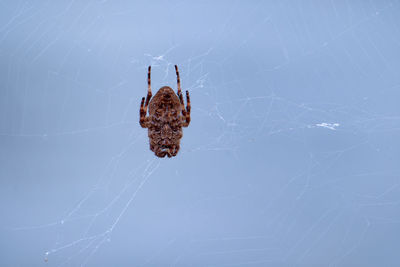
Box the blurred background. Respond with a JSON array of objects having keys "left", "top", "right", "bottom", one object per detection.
[{"left": 1, "top": 0, "right": 400, "bottom": 266}]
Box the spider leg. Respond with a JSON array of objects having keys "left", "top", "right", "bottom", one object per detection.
[
  {"left": 139, "top": 66, "right": 152, "bottom": 128},
  {"left": 181, "top": 90, "right": 191, "bottom": 127},
  {"left": 175, "top": 64, "right": 190, "bottom": 127},
  {"left": 139, "top": 97, "right": 147, "bottom": 127},
  {"left": 186, "top": 90, "right": 191, "bottom": 115},
  {"left": 140, "top": 97, "right": 151, "bottom": 128},
  {"left": 175, "top": 65, "right": 181, "bottom": 96},
  {"left": 178, "top": 93, "right": 187, "bottom": 117},
  {"left": 145, "top": 66, "right": 152, "bottom": 108}
]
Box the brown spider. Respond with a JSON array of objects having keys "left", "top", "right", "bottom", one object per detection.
[{"left": 140, "top": 65, "right": 191, "bottom": 158}]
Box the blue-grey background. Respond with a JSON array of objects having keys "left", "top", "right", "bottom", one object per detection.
[{"left": 1, "top": 1, "right": 400, "bottom": 266}]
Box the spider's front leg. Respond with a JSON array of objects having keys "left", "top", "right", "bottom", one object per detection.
[
  {"left": 139, "top": 66, "right": 153, "bottom": 128},
  {"left": 175, "top": 65, "right": 191, "bottom": 127},
  {"left": 140, "top": 97, "right": 150, "bottom": 128},
  {"left": 179, "top": 90, "right": 191, "bottom": 127}
]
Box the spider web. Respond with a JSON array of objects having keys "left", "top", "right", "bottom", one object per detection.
[{"left": 1, "top": 0, "right": 400, "bottom": 266}]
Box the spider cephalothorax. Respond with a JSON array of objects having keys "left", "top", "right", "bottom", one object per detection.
[{"left": 140, "top": 65, "right": 191, "bottom": 158}]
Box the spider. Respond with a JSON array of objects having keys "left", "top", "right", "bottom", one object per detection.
[{"left": 140, "top": 65, "right": 191, "bottom": 158}]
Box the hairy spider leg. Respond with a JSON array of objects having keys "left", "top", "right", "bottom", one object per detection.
[
  {"left": 145, "top": 66, "right": 152, "bottom": 109},
  {"left": 180, "top": 90, "right": 191, "bottom": 127},
  {"left": 175, "top": 65, "right": 191, "bottom": 127},
  {"left": 185, "top": 90, "right": 191, "bottom": 119},
  {"left": 140, "top": 66, "right": 153, "bottom": 127},
  {"left": 175, "top": 64, "right": 186, "bottom": 116},
  {"left": 178, "top": 91, "right": 187, "bottom": 116},
  {"left": 175, "top": 65, "right": 181, "bottom": 96}
]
